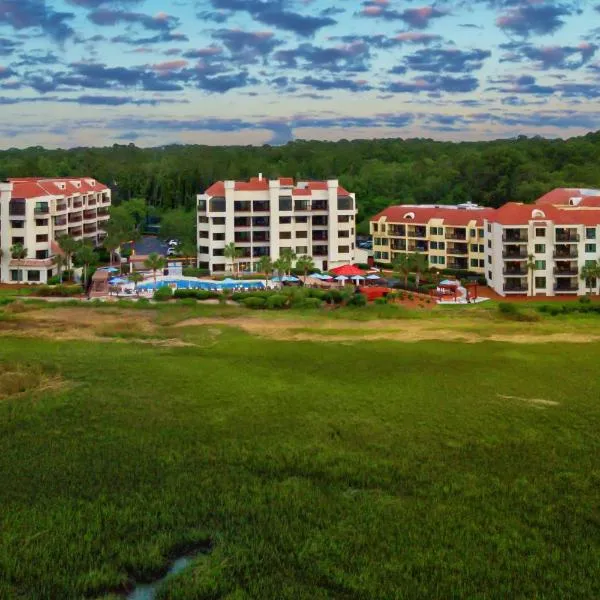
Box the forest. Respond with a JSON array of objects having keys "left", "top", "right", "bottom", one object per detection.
[{"left": 1, "top": 132, "right": 600, "bottom": 234}]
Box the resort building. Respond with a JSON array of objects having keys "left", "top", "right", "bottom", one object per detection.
[
  {"left": 197, "top": 175, "right": 357, "bottom": 273},
  {"left": 0, "top": 177, "right": 111, "bottom": 284},
  {"left": 485, "top": 189, "right": 600, "bottom": 297},
  {"left": 370, "top": 204, "right": 495, "bottom": 274}
]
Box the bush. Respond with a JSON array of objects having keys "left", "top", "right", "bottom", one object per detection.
[
  {"left": 347, "top": 293, "right": 367, "bottom": 307},
  {"left": 266, "top": 294, "right": 288, "bottom": 309},
  {"left": 173, "top": 289, "right": 219, "bottom": 301},
  {"left": 498, "top": 302, "right": 518, "bottom": 315},
  {"left": 579, "top": 296, "right": 592, "bottom": 305},
  {"left": 324, "top": 289, "right": 343, "bottom": 305},
  {"left": 47, "top": 275, "right": 62, "bottom": 286},
  {"left": 137, "top": 298, "right": 150, "bottom": 306},
  {"left": 35, "top": 284, "right": 83, "bottom": 297},
  {"left": 374, "top": 297, "right": 387, "bottom": 305},
  {"left": 301, "top": 297, "right": 322, "bottom": 309},
  {"left": 182, "top": 267, "right": 210, "bottom": 278},
  {"left": 243, "top": 297, "right": 266, "bottom": 310},
  {"left": 153, "top": 286, "right": 173, "bottom": 301}
]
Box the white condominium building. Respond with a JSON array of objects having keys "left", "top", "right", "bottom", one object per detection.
[
  {"left": 0, "top": 177, "right": 111, "bottom": 284},
  {"left": 485, "top": 189, "right": 600, "bottom": 297},
  {"left": 197, "top": 175, "right": 357, "bottom": 273}
]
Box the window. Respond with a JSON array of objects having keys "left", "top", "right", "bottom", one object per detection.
[
  {"left": 280, "top": 231, "right": 292, "bottom": 240},
  {"left": 487, "top": 240, "right": 491, "bottom": 248},
  {"left": 488, "top": 270, "right": 492, "bottom": 280},
  {"left": 213, "top": 233, "right": 225, "bottom": 241},
  {"left": 431, "top": 227, "right": 443, "bottom": 236},
  {"left": 438, "top": 241, "right": 445, "bottom": 250},
  {"left": 212, "top": 263, "right": 225, "bottom": 272},
  {"left": 199, "top": 231, "right": 209, "bottom": 239},
  {"left": 198, "top": 216, "right": 209, "bottom": 224},
  {"left": 338, "top": 215, "right": 351, "bottom": 223},
  {"left": 380, "top": 238, "right": 389, "bottom": 246},
  {"left": 198, "top": 246, "right": 209, "bottom": 254},
  {"left": 470, "top": 244, "right": 478, "bottom": 252},
  {"left": 36, "top": 234, "right": 48, "bottom": 243},
  {"left": 212, "top": 217, "right": 225, "bottom": 225},
  {"left": 535, "top": 260, "right": 546, "bottom": 270},
  {"left": 11, "top": 237, "right": 25, "bottom": 246},
  {"left": 35, "top": 250, "right": 48, "bottom": 259},
  {"left": 479, "top": 259, "right": 484, "bottom": 268},
  {"left": 10, "top": 270, "right": 20, "bottom": 282},
  {"left": 338, "top": 245, "right": 350, "bottom": 253},
  {"left": 197, "top": 199, "right": 207, "bottom": 211},
  {"left": 337, "top": 196, "right": 353, "bottom": 210},
  {"left": 374, "top": 237, "right": 381, "bottom": 245},
  {"left": 585, "top": 243, "right": 596, "bottom": 253},
  {"left": 295, "top": 216, "right": 308, "bottom": 223},
  {"left": 430, "top": 241, "right": 438, "bottom": 250},
  {"left": 470, "top": 229, "right": 476, "bottom": 238},
  {"left": 470, "top": 258, "right": 478, "bottom": 268},
  {"left": 478, "top": 229, "right": 484, "bottom": 237},
  {"left": 35, "top": 219, "right": 48, "bottom": 227},
  {"left": 373, "top": 223, "right": 378, "bottom": 232},
  {"left": 479, "top": 244, "right": 484, "bottom": 253},
  {"left": 27, "top": 270, "right": 41, "bottom": 282},
  {"left": 296, "top": 231, "right": 307, "bottom": 239},
  {"left": 534, "top": 244, "right": 545, "bottom": 254},
  {"left": 296, "top": 246, "right": 308, "bottom": 254},
  {"left": 279, "top": 216, "right": 292, "bottom": 224},
  {"left": 209, "top": 198, "right": 226, "bottom": 212},
  {"left": 430, "top": 256, "right": 438, "bottom": 264},
  {"left": 586, "top": 227, "right": 596, "bottom": 240},
  {"left": 34, "top": 202, "right": 49, "bottom": 214},
  {"left": 438, "top": 256, "right": 445, "bottom": 265},
  {"left": 380, "top": 251, "right": 389, "bottom": 260},
  {"left": 535, "top": 277, "right": 546, "bottom": 289},
  {"left": 535, "top": 227, "right": 546, "bottom": 237},
  {"left": 487, "top": 256, "right": 492, "bottom": 264},
  {"left": 487, "top": 224, "right": 492, "bottom": 233},
  {"left": 234, "top": 201, "right": 251, "bottom": 212},
  {"left": 279, "top": 197, "right": 292, "bottom": 211},
  {"left": 212, "top": 248, "right": 224, "bottom": 257},
  {"left": 339, "top": 230, "right": 350, "bottom": 238}
]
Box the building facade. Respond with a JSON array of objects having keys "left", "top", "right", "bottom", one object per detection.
[
  {"left": 370, "top": 188, "right": 600, "bottom": 297},
  {"left": 370, "top": 204, "right": 494, "bottom": 274},
  {"left": 0, "top": 177, "right": 111, "bottom": 284},
  {"left": 197, "top": 175, "right": 357, "bottom": 273}
]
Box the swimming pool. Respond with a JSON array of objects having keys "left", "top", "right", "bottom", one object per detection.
[{"left": 136, "top": 276, "right": 267, "bottom": 291}]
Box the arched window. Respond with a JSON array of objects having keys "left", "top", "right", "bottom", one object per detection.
[
  {"left": 531, "top": 209, "right": 545, "bottom": 219},
  {"left": 403, "top": 212, "right": 415, "bottom": 220}
]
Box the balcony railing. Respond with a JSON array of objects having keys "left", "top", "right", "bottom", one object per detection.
[
  {"left": 55, "top": 203, "right": 67, "bottom": 212},
  {"left": 503, "top": 283, "right": 528, "bottom": 292},
  {"left": 87, "top": 199, "right": 97, "bottom": 207},
  {"left": 388, "top": 227, "right": 406, "bottom": 237},
  {"left": 407, "top": 228, "right": 427, "bottom": 238},
  {"left": 253, "top": 234, "right": 270, "bottom": 243},
  {"left": 69, "top": 215, "right": 82, "bottom": 223},
  {"left": 84, "top": 211, "right": 96, "bottom": 221},
  {"left": 54, "top": 218, "right": 68, "bottom": 227},
  {"left": 553, "top": 267, "right": 578, "bottom": 276},
  {"left": 447, "top": 244, "right": 468, "bottom": 255},
  {"left": 555, "top": 232, "right": 579, "bottom": 243},
  {"left": 390, "top": 242, "right": 406, "bottom": 251},
  {"left": 503, "top": 268, "right": 527, "bottom": 275},
  {"left": 311, "top": 201, "right": 328, "bottom": 211},
  {"left": 73, "top": 202, "right": 83, "bottom": 209},
  {"left": 554, "top": 284, "right": 578, "bottom": 292},
  {"left": 312, "top": 234, "right": 329, "bottom": 242},
  {"left": 502, "top": 232, "right": 528, "bottom": 243},
  {"left": 446, "top": 232, "right": 467, "bottom": 241},
  {"left": 502, "top": 249, "right": 528, "bottom": 259},
  {"left": 553, "top": 250, "right": 578, "bottom": 259}
]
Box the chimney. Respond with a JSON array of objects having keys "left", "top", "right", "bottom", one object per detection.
[{"left": 258, "top": 172, "right": 263, "bottom": 181}]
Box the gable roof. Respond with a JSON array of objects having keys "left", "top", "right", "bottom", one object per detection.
[
  {"left": 535, "top": 187, "right": 600, "bottom": 206},
  {"left": 371, "top": 205, "right": 494, "bottom": 226}
]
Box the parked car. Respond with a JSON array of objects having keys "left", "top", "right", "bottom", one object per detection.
[
  {"left": 167, "top": 248, "right": 178, "bottom": 256},
  {"left": 167, "top": 239, "right": 179, "bottom": 247}
]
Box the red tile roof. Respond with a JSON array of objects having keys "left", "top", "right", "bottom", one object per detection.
[
  {"left": 279, "top": 177, "right": 294, "bottom": 186},
  {"left": 535, "top": 187, "right": 600, "bottom": 206},
  {"left": 203, "top": 178, "right": 351, "bottom": 197},
  {"left": 490, "top": 202, "right": 600, "bottom": 226},
  {"left": 371, "top": 205, "right": 494, "bottom": 226},
  {"left": 8, "top": 177, "right": 108, "bottom": 198}
]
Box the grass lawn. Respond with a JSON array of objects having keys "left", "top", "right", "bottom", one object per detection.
[{"left": 0, "top": 304, "right": 599, "bottom": 599}]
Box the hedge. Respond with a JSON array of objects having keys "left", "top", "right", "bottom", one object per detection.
[
  {"left": 173, "top": 289, "right": 219, "bottom": 300},
  {"left": 153, "top": 286, "right": 173, "bottom": 301},
  {"left": 34, "top": 284, "right": 83, "bottom": 297}
]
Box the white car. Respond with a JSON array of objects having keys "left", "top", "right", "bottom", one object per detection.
[
  {"left": 166, "top": 248, "right": 178, "bottom": 256},
  {"left": 167, "top": 239, "right": 179, "bottom": 247}
]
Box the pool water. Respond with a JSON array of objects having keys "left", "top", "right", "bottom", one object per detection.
[{"left": 136, "top": 277, "right": 266, "bottom": 291}]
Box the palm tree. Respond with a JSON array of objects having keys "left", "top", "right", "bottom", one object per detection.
[
  {"left": 52, "top": 254, "right": 67, "bottom": 283},
  {"left": 392, "top": 253, "right": 412, "bottom": 289},
  {"left": 526, "top": 254, "right": 536, "bottom": 297},
  {"left": 224, "top": 242, "right": 241, "bottom": 277},
  {"left": 57, "top": 235, "right": 77, "bottom": 275},
  {"left": 10, "top": 243, "right": 27, "bottom": 284},
  {"left": 143, "top": 252, "right": 165, "bottom": 286},
  {"left": 411, "top": 252, "right": 429, "bottom": 289},
  {"left": 129, "top": 271, "right": 144, "bottom": 296},
  {"left": 580, "top": 260, "right": 600, "bottom": 295},
  {"left": 75, "top": 244, "right": 98, "bottom": 290},
  {"left": 273, "top": 257, "right": 287, "bottom": 278},
  {"left": 296, "top": 255, "right": 315, "bottom": 280},
  {"left": 103, "top": 234, "right": 120, "bottom": 268},
  {"left": 279, "top": 248, "right": 297, "bottom": 276},
  {"left": 256, "top": 255, "right": 273, "bottom": 278}
]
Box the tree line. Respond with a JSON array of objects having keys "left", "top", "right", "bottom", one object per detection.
[{"left": 1, "top": 132, "right": 600, "bottom": 234}]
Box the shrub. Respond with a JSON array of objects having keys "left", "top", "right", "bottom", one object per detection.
[
  {"left": 35, "top": 284, "right": 83, "bottom": 297},
  {"left": 182, "top": 267, "right": 210, "bottom": 278},
  {"left": 307, "top": 289, "right": 327, "bottom": 300},
  {"left": 137, "top": 298, "right": 150, "bottom": 306},
  {"left": 374, "top": 297, "right": 387, "bottom": 305},
  {"left": 153, "top": 286, "right": 173, "bottom": 301},
  {"left": 498, "top": 302, "right": 518, "bottom": 315},
  {"left": 579, "top": 296, "right": 592, "bottom": 305},
  {"left": 266, "top": 294, "right": 288, "bottom": 309},
  {"left": 407, "top": 293, "right": 414, "bottom": 301},
  {"left": 47, "top": 275, "right": 62, "bottom": 286},
  {"left": 301, "top": 297, "right": 322, "bottom": 309},
  {"left": 324, "top": 289, "right": 343, "bottom": 305},
  {"left": 347, "top": 293, "right": 367, "bottom": 307},
  {"left": 243, "top": 297, "right": 266, "bottom": 309}
]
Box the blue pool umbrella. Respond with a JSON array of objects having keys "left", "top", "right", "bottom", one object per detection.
[
  {"left": 366, "top": 274, "right": 381, "bottom": 280},
  {"left": 109, "top": 277, "right": 128, "bottom": 284},
  {"left": 282, "top": 275, "right": 300, "bottom": 282},
  {"left": 320, "top": 274, "right": 333, "bottom": 280},
  {"left": 271, "top": 276, "right": 282, "bottom": 282},
  {"left": 309, "top": 273, "right": 323, "bottom": 279},
  {"left": 100, "top": 266, "right": 119, "bottom": 273}
]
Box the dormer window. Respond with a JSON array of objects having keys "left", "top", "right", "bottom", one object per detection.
[
  {"left": 403, "top": 212, "right": 415, "bottom": 220},
  {"left": 531, "top": 209, "right": 545, "bottom": 219}
]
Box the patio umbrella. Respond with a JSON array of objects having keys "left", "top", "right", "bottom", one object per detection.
[
  {"left": 366, "top": 274, "right": 381, "bottom": 280},
  {"left": 282, "top": 275, "right": 300, "bottom": 282},
  {"left": 109, "top": 277, "right": 128, "bottom": 285},
  {"left": 350, "top": 275, "right": 365, "bottom": 281},
  {"left": 330, "top": 264, "right": 366, "bottom": 277},
  {"left": 309, "top": 273, "right": 324, "bottom": 279},
  {"left": 320, "top": 274, "right": 333, "bottom": 280},
  {"left": 335, "top": 275, "right": 348, "bottom": 282},
  {"left": 100, "top": 266, "right": 119, "bottom": 273},
  {"left": 440, "top": 279, "right": 459, "bottom": 286}
]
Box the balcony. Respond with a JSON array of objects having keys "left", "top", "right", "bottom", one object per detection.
[
  {"left": 253, "top": 201, "right": 270, "bottom": 212},
  {"left": 554, "top": 264, "right": 578, "bottom": 276},
  {"left": 388, "top": 226, "right": 406, "bottom": 237},
  {"left": 234, "top": 201, "right": 251, "bottom": 213},
  {"left": 391, "top": 241, "right": 406, "bottom": 251},
  {"left": 253, "top": 247, "right": 270, "bottom": 258},
  {"left": 503, "top": 247, "right": 527, "bottom": 259},
  {"left": 69, "top": 214, "right": 82, "bottom": 223},
  {"left": 294, "top": 201, "right": 310, "bottom": 211},
  {"left": 34, "top": 206, "right": 49, "bottom": 215},
  {"left": 234, "top": 217, "right": 251, "bottom": 228},
  {"left": 252, "top": 217, "right": 270, "bottom": 228},
  {"left": 84, "top": 210, "right": 97, "bottom": 221},
  {"left": 312, "top": 232, "right": 329, "bottom": 242},
  {"left": 9, "top": 202, "right": 26, "bottom": 217},
  {"left": 407, "top": 242, "right": 428, "bottom": 253},
  {"left": 312, "top": 217, "right": 328, "bottom": 227},
  {"left": 87, "top": 198, "right": 97, "bottom": 207},
  {"left": 55, "top": 203, "right": 67, "bottom": 213},
  {"left": 503, "top": 279, "right": 528, "bottom": 293},
  {"left": 253, "top": 232, "right": 270, "bottom": 243},
  {"left": 554, "top": 282, "right": 578, "bottom": 293},
  {"left": 311, "top": 201, "right": 328, "bottom": 211},
  {"left": 502, "top": 229, "right": 528, "bottom": 243},
  {"left": 101, "top": 194, "right": 110, "bottom": 204},
  {"left": 447, "top": 243, "right": 468, "bottom": 256},
  {"left": 73, "top": 201, "right": 83, "bottom": 209},
  {"left": 54, "top": 217, "right": 68, "bottom": 227},
  {"left": 313, "top": 245, "right": 328, "bottom": 257},
  {"left": 235, "top": 233, "right": 251, "bottom": 243},
  {"left": 448, "top": 258, "right": 468, "bottom": 270},
  {"left": 503, "top": 266, "right": 527, "bottom": 275},
  {"left": 553, "top": 247, "right": 578, "bottom": 259},
  {"left": 555, "top": 229, "right": 579, "bottom": 243},
  {"left": 83, "top": 224, "right": 97, "bottom": 234},
  {"left": 69, "top": 228, "right": 83, "bottom": 238},
  {"left": 445, "top": 228, "right": 467, "bottom": 241},
  {"left": 407, "top": 226, "right": 427, "bottom": 239}
]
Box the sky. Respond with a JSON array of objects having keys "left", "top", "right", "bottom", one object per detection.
[{"left": 0, "top": 0, "right": 599, "bottom": 148}]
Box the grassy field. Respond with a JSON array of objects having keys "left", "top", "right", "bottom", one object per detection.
[{"left": 1, "top": 301, "right": 599, "bottom": 599}]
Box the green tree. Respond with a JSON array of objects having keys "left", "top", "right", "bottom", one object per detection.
[
  {"left": 129, "top": 271, "right": 144, "bottom": 296},
  {"left": 580, "top": 260, "right": 600, "bottom": 295},
  {"left": 160, "top": 208, "right": 196, "bottom": 248},
  {"left": 57, "top": 235, "right": 77, "bottom": 274},
  {"left": 143, "top": 252, "right": 165, "bottom": 286},
  {"left": 411, "top": 252, "right": 429, "bottom": 289},
  {"left": 256, "top": 255, "right": 273, "bottom": 278},
  {"left": 296, "top": 255, "right": 315, "bottom": 279},
  {"left": 224, "top": 242, "right": 241, "bottom": 276},
  {"left": 74, "top": 244, "right": 98, "bottom": 289},
  {"left": 279, "top": 248, "right": 297, "bottom": 276},
  {"left": 273, "top": 258, "right": 287, "bottom": 277},
  {"left": 392, "top": 253, "right": 412, "bottom": 289},
  {"left": 52, "top": 254, "right": 67, "bottom": 283},
  {"left": 10, "top": 243, "right": 27, "bottom": 284},
  {"left": 103, "top": 235, "right": 121, "bottom": 268},
  {"left": 526, "top": 254, "right": 536, "bottom": 296}
]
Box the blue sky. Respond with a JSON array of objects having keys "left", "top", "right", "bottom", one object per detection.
[{"left": 0, "top": 0, "right": 599, "bottom": 148}]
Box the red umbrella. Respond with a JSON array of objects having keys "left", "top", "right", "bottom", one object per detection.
[{"left": 330, "top": 264, "right": 365, "bottom": 277}]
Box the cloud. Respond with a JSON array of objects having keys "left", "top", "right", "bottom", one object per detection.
[
  {"left": 66, "top": 0, "right": 143, "bottom": 7},
  {"left": 0, "top": 0, "right": 75, "bottom": 42},
  {"left": 502, "top": 42, "right": 598, "bottom": 70},
  {"left": 212, "top": 29, "right": 283, "bottom": 63},
  {"left": 274, "top": 41, "right": 371, "bottom": 73},
  {"left": 297, "top": 76, "right": 372, "bottom": 91},
  {"left": 0, "top": 66, "right": 16, "bottom": 79},
  {"left": 111, "top": 32, "right": 189, "bottom": 45},
  {"left": 359, "top": 2, "right": 448, "bottom": 29},
  {"left": 88, "top": 9, "right": 180, "bottom": 31},
  {"left": 490, "top": 74, "right": 556, "bottom": 95},
  {"left": 386, "top": 74, "right": 479, "bottom": 94},
  {"left": 496, "top": 3, "right": 574, "bottom": 37},
  {"left": 400, "top": 48, "right": 491, "bottom": 73},
  {"left": 0, "top": 37, "right": 20, "bottom": 56}
]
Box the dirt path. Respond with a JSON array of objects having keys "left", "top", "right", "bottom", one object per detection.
[{"left": 174, "top": 316, "right": 600, "bottom": 344}]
